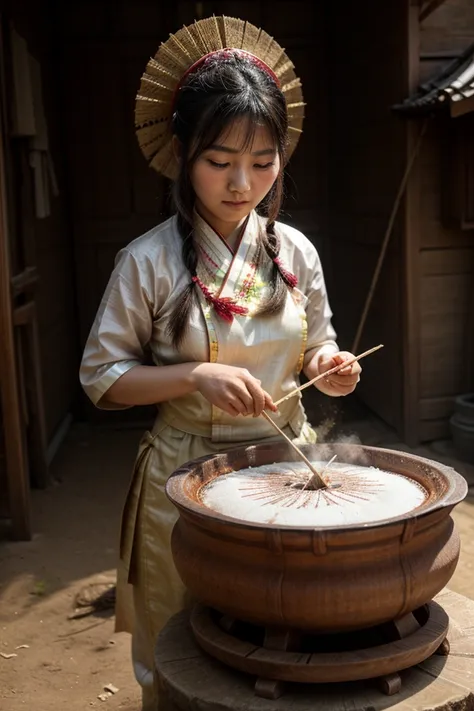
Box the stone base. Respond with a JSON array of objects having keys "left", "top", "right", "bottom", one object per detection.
[{"left": 155, "top": 588, "right": 474, "bottom": 711}]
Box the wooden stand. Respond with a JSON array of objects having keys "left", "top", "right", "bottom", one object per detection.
[
  {"left": 190, "top": 600, "right": 448, "bottom": 699},
  {"left": 155, "top": 589, "right": 474, "bottom": 711}
]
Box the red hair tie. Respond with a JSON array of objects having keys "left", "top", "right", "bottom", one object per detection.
[{"left": 273, "top": 257, "right": 298, "bottom": 288}]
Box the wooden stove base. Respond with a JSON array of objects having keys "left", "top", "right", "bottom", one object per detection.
[
  {"left": 155, "top": 590, "right": 474, "bottom": 711},
  {"left": 190, "top": 601, "right": 449, "bottom": 698}
]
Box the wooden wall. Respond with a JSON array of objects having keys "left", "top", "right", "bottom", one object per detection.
[
  {"left": 324, "top": 0, "right": 410, "bottom": 433},
  {"left": 417, "top": 0, "right": 474, "bottom": 440},
  {"left": 6, "top": 0, "right": 472, "bottom": 444},
  {"left": 58, "top": 0, "right": 329, "bottom": 421},
  {"left": 3, "top": 0, "right": 78, "bottom": 441}
]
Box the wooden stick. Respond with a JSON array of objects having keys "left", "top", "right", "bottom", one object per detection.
[
  {"left": 274, "top": 344, "right": 384, "bottom": 407},
  {"left": 261, "top": 411, "right": 326, "bottom": 490},
  {"left": 351, "top": 121, "right": 428, "bottom": 354},
  {"left": 302, "top": 454, "right": 337, "bottom": 492}
]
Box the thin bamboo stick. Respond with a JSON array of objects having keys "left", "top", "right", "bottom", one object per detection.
[
  {"left": 274, "top": 344, "right": 384, "bottom": 407},
  {"left": 302, "top": 454, "right": 337, "bottom": 491},
  {"left": 261, "top": 411, "right": 326, "bottom": 489},
  {"left": 351, "top": 120, "right": 428, "bottom": 354}
]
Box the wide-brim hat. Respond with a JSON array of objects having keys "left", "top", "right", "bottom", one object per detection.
[{"left": 135, "top": 15, "right": 305, "bottom": 180}]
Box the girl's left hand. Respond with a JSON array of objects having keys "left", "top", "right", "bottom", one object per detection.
[{"left": 316, "top": 351, "right": 361, "bottom": 397}]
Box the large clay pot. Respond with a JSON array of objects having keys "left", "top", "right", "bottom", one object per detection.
[
  {"left": 450, "top": 393, "right": 474, "bottom": 464},
  {"left": 166, "top": 443, "right": 467, "bottom": 633}
]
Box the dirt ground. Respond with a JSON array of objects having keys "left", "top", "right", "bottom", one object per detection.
[
  {"left": 1, "top": 409, "right": 473, "bottom": 711},
  {"left": 0, "top": 425, "right": 142, "bottom": 711}
]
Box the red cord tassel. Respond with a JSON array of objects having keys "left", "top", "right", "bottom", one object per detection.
[
  {"left": 273, "top": 257, "right": 298, "bottom": 288},
  {"left": 192, "top": 276, "right": 248, "bottom": 322}
]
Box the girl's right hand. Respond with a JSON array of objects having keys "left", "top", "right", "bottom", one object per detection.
[{"left": 192, "top": 363, "right": 277, "bottom": 417}]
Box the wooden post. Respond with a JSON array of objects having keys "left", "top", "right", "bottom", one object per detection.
[
  {"left": 0, "top": 27, "right": 31, "bottom": 539},
  {"left": 13, "top": 302, "right": 50, "bottom": 488},
  {"left": 402, "top": 0, "right": 423, "bottom": 447}
]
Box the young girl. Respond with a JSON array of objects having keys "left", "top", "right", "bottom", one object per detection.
[{"left": 80, "top": 16, "right": 361, "bottom": 710}]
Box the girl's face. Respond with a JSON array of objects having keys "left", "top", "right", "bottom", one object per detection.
[{"left": 190, "top": 118, "right": 281, "bottom": 238}]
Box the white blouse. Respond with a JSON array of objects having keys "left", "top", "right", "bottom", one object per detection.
[{"left": 80, "top": 210, "right": 338, "bottom": 443}]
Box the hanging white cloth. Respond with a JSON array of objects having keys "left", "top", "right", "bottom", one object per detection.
[
  {"left": 11, "top": 27, "right": 36, "bottom": 137},
  {"left": 11, "top": 27, "right": 59, "bottom": 218}
]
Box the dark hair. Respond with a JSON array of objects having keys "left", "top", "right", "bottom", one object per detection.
[{"left": 168, "top": 52, "right": 294, "bottom": 348}]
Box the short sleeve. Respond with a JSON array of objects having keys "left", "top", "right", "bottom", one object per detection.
[
  {"left": 297, "top": 241, "right": 339, "bottom": 367},
  {"left": 79, "top": 248, "right": 154, "bottom": 410}
]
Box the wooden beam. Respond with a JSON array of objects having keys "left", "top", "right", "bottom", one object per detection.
[
  {"left": 420, "top": 0, "right": 449, "bottom": 22},
  {"left": 0, "top": 22, "right": 31, "bottom": 539},
  {"left": 402, "top": 0, "right": 424, "bottom": 447}
]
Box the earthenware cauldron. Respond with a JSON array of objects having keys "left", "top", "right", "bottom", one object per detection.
[{"left": 166, "top": 443, "right": 467, "bottom": 632}]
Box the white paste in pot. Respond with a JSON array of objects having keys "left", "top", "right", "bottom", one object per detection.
[{"left": 200, "top": 461, "right": 427, "bottom": 527}]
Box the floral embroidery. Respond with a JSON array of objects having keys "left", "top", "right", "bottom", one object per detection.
[{"left": 193, "top": 211, "right": 293, "bottom": 320}]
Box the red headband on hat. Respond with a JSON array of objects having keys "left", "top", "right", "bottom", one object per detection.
[{"left": 171, "top": 48, "right": 281, "bottom": 113}]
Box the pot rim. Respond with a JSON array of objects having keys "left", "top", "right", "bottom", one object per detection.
[
  {"left": 165, "top": 443, "right": 468, "bottom": 533},
  {"left": 455, "top": 392, "right": 474, "bottom": 405}
]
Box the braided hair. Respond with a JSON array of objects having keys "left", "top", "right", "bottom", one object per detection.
[{"left": 168, "top": 52, "right": 296, "bottom": 348}]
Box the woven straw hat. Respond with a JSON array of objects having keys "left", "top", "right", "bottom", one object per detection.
[{"left": 135, "top": 15, "right": 305, "bottom": 180}]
